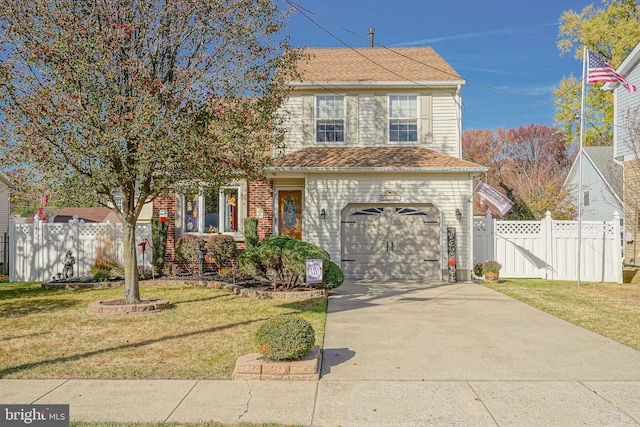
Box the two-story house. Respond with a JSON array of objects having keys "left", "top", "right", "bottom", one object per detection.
[
  {"left": 156, "top": 47, "right": 486, "bottom": 281},
  {"left": 603, "top": 40, "right": 640, "bottom": 268}
]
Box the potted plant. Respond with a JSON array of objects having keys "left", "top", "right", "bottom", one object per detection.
[{"left": 482, "top": 261, "right": 502, "bottom": 283}]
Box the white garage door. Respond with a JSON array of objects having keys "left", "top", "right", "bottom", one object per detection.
[{"left": 341, "top": 205, "right": 441, "bottom": 280}]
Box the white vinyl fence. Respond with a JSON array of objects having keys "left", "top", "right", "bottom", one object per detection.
[
  {"left": 9, "top": 215, "right": 151, "bottom": 282},
  {"left": 473, "top": 211, "right": 623, "bottom": 283}
]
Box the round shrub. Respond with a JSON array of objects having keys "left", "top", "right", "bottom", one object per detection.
[
  {"left": 255, "top": 315, "right": 315, "bottom": 361},
  {"left": 320, "top": 260, "right": 344, "bottom": 290},
  {"left": 175, "top": 234, "right": 204, "bottom": 274},
  {"left": 205, "top": 234, "right": 237, "bottom": 269}
]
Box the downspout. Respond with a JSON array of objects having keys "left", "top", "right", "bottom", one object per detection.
[{"left": 456, "top": 84, "right": 463, "bottom": 159}]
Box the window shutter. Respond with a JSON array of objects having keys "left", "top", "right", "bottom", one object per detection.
[
  {"left": 346, "top": 95, "right": 358, "bottom": 144},
  {"left": 420, "top": 94, "right": 433, "bottom": 143},
  {"left": 174, "top": 195, "right": 183, "bottom": 237},
  {"left": 375, "top": 95, "right": 387, "bottom": 143},
  {"left": 302, "top": 95, "right": 314, "bottom": 144}
]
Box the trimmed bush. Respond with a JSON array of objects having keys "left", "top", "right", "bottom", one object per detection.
[
  {"left": 151, "top": 218, "right": 169, "bottom": 271},
  {"left": 175, "top": 234, "right": 204, "bottom": 275},
  {"left": 239, "top": 235, "right": 344, "bottom": 289},
  {"left": 321, "top": 260, "right": 344, "bottom": 290},
  {"left": 244, "top": 217, "right": 259, "bottom": 250},
  {"left": 255, "top": 315, "right": 315, "bottom": 361},
  {"left": 281, "top": 239, "right": 330, "bottom": 278},
  {"left": 205, "top": 234, "right": 237, "bottom": 269}
]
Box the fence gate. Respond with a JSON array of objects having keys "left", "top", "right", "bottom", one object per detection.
[{"left": 473, "top": 210, "right": 622, "bottom": 283}]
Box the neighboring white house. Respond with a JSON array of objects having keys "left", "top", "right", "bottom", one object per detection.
[
  {"left": 603, "top": 40, "right": 640, "bottom": 266},
  {"left": 0, "top": 172, "right": 12, "bottom": 237},
  {"left": 266, "top": 47, "right": 486, "bottom": 280},
  {"left": 563, "top": 146, "right": 623, "bottom": 221}
]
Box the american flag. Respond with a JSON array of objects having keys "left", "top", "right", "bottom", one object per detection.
[{"left": 587, "top": 50, "right": 637, "bottom": 92}]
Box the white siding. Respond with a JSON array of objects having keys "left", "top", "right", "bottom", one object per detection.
[
  {"left": 565, "top": 154, "right": 623, "bottom": 221},
  {"left": 431, "top": 93, "right": 460, "bottom": 157},
  {"left": 301, "top": 172, "right": 473, "bottom": 275},
  {"left": 614, "top": 64, "right": 640, "bottom": 159},
  {"left": 0, "top": 183, "right": 9, "bottom": 235}
]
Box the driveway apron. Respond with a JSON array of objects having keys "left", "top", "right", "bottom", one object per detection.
[{"left": 320, "top": 280, "right": 640, "bottom": 381}]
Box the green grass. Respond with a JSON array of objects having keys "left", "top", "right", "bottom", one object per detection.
[
  {"left": 0, "top": 282, "right": 326, "bottom": 379},
  {"left": 485, "top": 278, "right": 640, "bottom": 350}
]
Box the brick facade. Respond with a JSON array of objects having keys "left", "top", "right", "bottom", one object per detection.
[
  {"left": 152, "top": 181, "right": 275, "bottom": 265},
  {"left": 247, "top": 180, "right": 275, "bottom": 240}
]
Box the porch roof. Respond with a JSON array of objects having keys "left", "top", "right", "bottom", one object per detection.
[{"left": 269, "top": 146, "right": 487, "bottom": 173}]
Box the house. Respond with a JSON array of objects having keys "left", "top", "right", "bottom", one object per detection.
[
  {"left": 603, "top": 40, "right": 640, "bottom": 267},
  {"left": 563, "top": 146, "right": 623, "bottom": 221},
  {"left": 52, "top": 207, "right": 120, "bottom": 223},
  {"left": 0, "top": 172, "right": 12, "bottom": 237},
  {"left": 154, "top": 47, "right": 486, "bottom": 281}
]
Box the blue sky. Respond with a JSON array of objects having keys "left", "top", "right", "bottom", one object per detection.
[{"left": 282, "top": 0, "right": 591, "bottom": 130}]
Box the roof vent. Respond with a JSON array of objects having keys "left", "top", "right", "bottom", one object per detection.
[{"left": 369, "top": 28, "right": 375, "bottom": 47}]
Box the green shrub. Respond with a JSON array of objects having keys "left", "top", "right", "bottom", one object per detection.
[
  {"left": 320, "top": 260, "right": 344, "bottom": 290},
  {"left": 175, "top": 234, "right": 204, "bottom": 275},
  {"left": 474, "top": 263, "right": 484, "bottom": 277},
  {"left": 205, "top": 234, "right": 237, "bottom": 269},
  {"left": 244, "top": 217, "right": 259, "bottom": 250},
  {"left": 162, "top": 263, "right": 179, "bottom": 278},
  {"left": 151, "top": 218, "right": 169, "bottom": 271},
  {"left": 255, "top": 315, "right": 315, "bottom": 361},
  {"left": 239, "top": 235, "right": 344, "bottom": 289},
  {"left": 281, "top": 239, "right": 330, "bottom": 278}
]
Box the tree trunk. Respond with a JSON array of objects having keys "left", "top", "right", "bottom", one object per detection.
[{"left": 123, "top": 219, "right": 140, "bottom": 304}]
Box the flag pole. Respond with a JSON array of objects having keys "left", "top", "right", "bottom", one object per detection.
[{"left": 577, "top": 46, "right": 587, "bottom": 287}]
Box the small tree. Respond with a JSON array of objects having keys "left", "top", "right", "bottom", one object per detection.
[
  {"left": 244, "top": 217, "right": 260, "bottom": 250},
  {"left": 0, "top": 0, "right": 302, "bottom": 304},
  {"left": 151, "top": 218, "right": 169, "bottom": 273}
]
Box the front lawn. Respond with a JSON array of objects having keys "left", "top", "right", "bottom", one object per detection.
[
  {"left": 485, "top": 279, "right": 640, "bottom": 351},
  {"left": 0, "top": 282, "right": 326, "bottom": 379}
]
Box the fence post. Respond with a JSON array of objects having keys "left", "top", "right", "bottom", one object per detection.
[
  {"left": 485, "top": 210, "right": 494, "bottom": 262},
  {"left": 544, "top": 211, "right": 553, "bottom": 280},
  {"left": 613, "top": 211, "right": 622, "bottom": 284},
  {"left": 8, "top": 215, "right": 15, "bottom": 281}
]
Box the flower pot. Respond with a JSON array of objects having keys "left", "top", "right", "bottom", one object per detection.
[{"left": 484, "top": 272, "right": 499, "bottom": 284}]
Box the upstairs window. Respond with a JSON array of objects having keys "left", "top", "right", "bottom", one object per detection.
[
  {"left": 389, "top": 95, "right": 417, "bottom": 142},
  {"left": 316, "top": 95, "right": 344, "bottom": 142}
]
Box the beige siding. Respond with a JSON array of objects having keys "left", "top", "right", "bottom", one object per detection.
[
  {"left": 0, "top": 186, "right": 8, "bottom": 235},
  {"left": 281, "top": 96, "right": 305, "bottom": 151},
  {"left": 357, "top": 95, "right": 377, "bottom": 144},
  {"left": 302, "top": 172, "right": 473, "bottom": 275},
  {"left": 431, "top": 92, "right": 460, "bottom": 157},
  {"left": 282, "top": 90, "right": 460, "bottom": 155}
]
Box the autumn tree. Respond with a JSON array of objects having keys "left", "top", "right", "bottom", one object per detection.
[
  {"left": 0, "top": 0, "right": 301, "bottom": 303},
  {"left": 463, "top": 125, "right": 575, "bottom": 219},
  {"left": 554, "top": 0, "right": 640, "bottom": 146}
]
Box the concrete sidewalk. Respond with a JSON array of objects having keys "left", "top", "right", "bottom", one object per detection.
[{"left": 2, "top": 281, "right": 640, "bottom": 426}]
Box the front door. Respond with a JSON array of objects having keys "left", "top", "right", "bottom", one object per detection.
[{"left": 277, "top": 189, "right": 303, "bottom": 240}]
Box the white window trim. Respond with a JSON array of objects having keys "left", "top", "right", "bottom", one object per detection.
[
  {"left": 315, "top": 94, "right": 346, "bottom": 143},
  {"left": 180, "top": 184, "right": 243, "bottom": 236},
  {"left": 388, "top": 93, "right": 420, "bottom": 144}
]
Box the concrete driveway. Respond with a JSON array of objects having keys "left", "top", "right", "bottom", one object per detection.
[{"left": 314, "top": 280, "right": 640, "bottom": 426}]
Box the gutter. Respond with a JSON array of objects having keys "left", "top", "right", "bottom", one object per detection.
[{"left": 268, "top": 166, "right": 488, "bottom": 174}]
